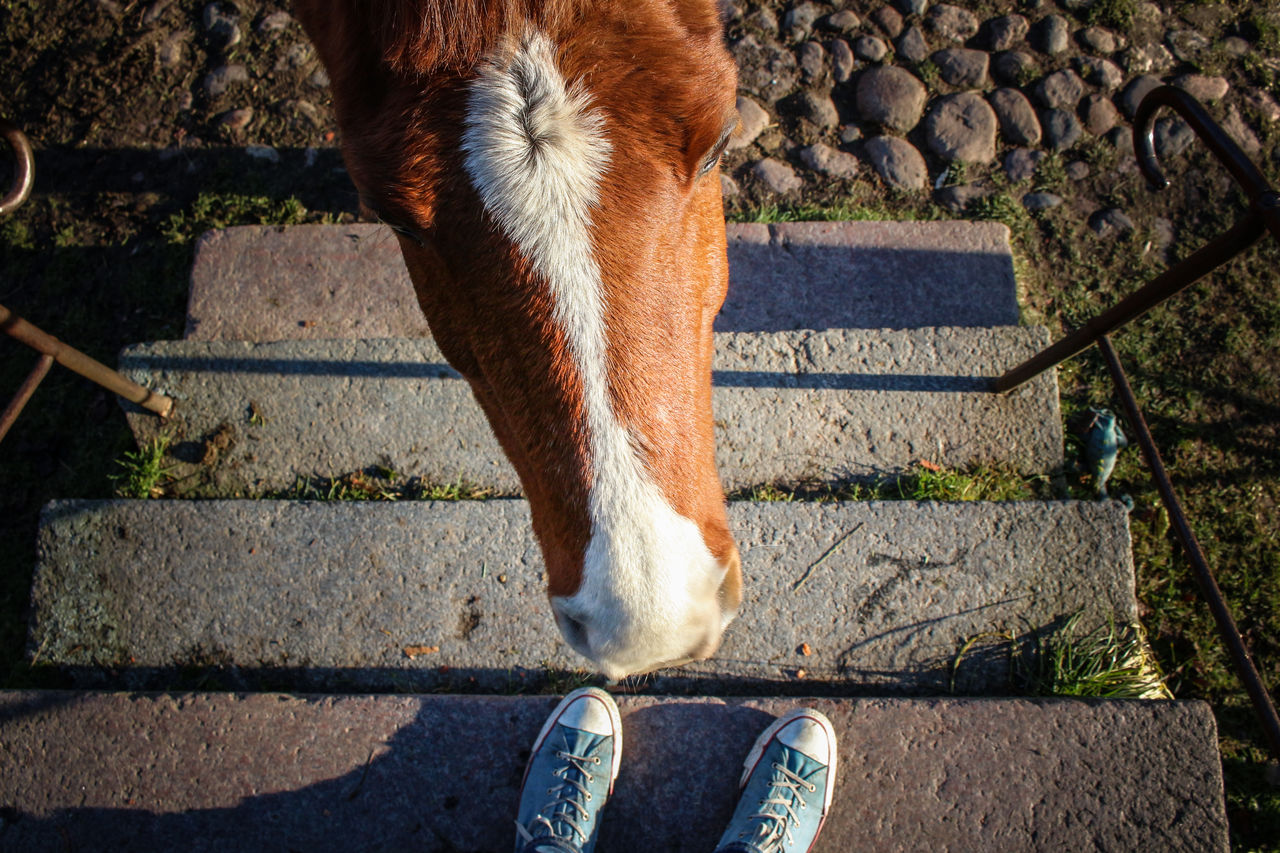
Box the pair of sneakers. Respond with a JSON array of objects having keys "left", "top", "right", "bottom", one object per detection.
[{"left": 514, "top": 687, "right": 837, "bottom": 853}]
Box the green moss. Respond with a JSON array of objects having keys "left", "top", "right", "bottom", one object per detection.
[
  {"left": 161, "top": 192, "right": 309, "bottom": 244},
  {"left": 1086, "top": 0, "right": 1137, "bottom": 29}
]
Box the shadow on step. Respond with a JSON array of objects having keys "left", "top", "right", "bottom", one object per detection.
[
  {"left": 28, "top": 627, "right": 1028, "bottom": 700},
  {"left": 118, "top": 349, "right": 997, "bottom": 393},
  {"left": 0, "top": 691, "right": 782, "bottom": 852}
]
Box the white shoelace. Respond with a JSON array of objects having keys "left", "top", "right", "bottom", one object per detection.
[
  {"left": 741, "top": 762, "right": 815, "bottom": 851},
  {"left": 515, "top": 748, "right": 600, "bottom": 848}
]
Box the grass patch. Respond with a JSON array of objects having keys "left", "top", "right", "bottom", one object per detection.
[
  {"left": 1018, "top": 613, "right": 1173, "bottom": 700},
  {"left": 269, "top": 472, "right": 497, "bottom": 502},
  {"left": 966, "top": 192, "right": 1031, "bottom": 238},
  {"left": 161, "top": 191, "right": 310, "bottom": 244},
  {"left": 729, "top": 200, "right": 920, "bottom": 223},
  {"left": 729, "top": 463, "right": 1052, "bottom": 503},
  {"left": 110, "top": 433, "right": 174, "bottom": 499},
  {"left": 1085, "top": 0, "right": 1137, "bottom": 29}
]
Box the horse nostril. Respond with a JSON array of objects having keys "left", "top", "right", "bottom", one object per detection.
[{"left": 560, "top": 613, "right": 589, "bottom": 650}]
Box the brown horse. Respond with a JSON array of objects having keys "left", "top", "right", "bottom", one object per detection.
[{"left": 294, "top": 0, "right": 742, "bottom": 680}]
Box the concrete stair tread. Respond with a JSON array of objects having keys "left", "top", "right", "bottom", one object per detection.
[
  {"left": 118, "top": 327, "right": 1062, "bottom": 496},
  {"left": 0, "top": 690, "right": 1227, "bottom": 851},
  {"left": 184, "top": 221, "right": 1020, "bottom": 342},
  {"left": 31, "top": 499, "right": 1134, "bottom": 694}
]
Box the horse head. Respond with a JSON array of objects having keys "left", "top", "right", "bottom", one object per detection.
[{"left": 296, "top": 0, "right": 742, "bottom": 679}]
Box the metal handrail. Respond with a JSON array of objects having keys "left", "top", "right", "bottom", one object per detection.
[
  {"left": 0, "top": 120, "right": 174, "bottom": 445},
  {"left": 0, "top": 118, "right": 34, "bottom": 216},
  {"left": 995, "top": 88, "right": 1280, "bottom": 760}
]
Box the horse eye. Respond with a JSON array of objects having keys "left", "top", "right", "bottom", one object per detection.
[
  {"left": 697, "top": 136, "right": 732, "bottom": 178},
  {"left": 696, "top": 119, "right": 738, "bottom": 180}
]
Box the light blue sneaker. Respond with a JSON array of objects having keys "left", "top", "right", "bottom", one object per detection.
[
  {"left": 514, "top": 687, "right": 622, "bottom": 853},
  {"left": 714, "top": 708, "right": 838, "bottom": 853}
]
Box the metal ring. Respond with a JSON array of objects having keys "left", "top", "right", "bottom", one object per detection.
[{"left": 0, "top": 119, "right": 35, "bottom": 216}]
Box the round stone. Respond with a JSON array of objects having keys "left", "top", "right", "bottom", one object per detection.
[
  {"left": 832, "top": 39, "right": 855, "bottom": 83},
  {"left": 219, "top": 107, "right": 253, "bottom": 130},
  {"left": 925, "top": 92, "right": 998, "bottom": 163},
  {"left": 1090, "top": 208, "right": 1135, "bottom": 238},
  {"left": 1043, "top": 109, "right": 1083, "bottom": 151},
  {"left": 1075, "top": 57, "right": 1124, "bottom": 92},
  {"left": 798, "top": 41, "right": 827, "bottom": 82},
  {"left": 1154, "top": 116, "right": 1194, "bottom": 159},
  {"left": 799, "top": 143, "right": 861, "bottom": 178},
  {"left": 1032, "top": 15, "right": 1070, "bottom": 55},
  {"left": 258, "top": 10, "right": 293, "bottom": 35},
  {"left": 1035, "top": 69, "right": 1085, "bottom": 111},
  {"left": 1004, "top": 147, "right": 1045, "bottom": 182},
  {"left": 728, "top": 96, "right": 771, "bottom": 150},
  {"left": 733, "top": 36, "right": 800, "bottom": 104},
  {"left": 1119, "top": 75, "right": 1163, "bottom": 119},
  {"left": 799, "top": 90, "right": 840, "bottom": 129},
  {"left": 856, "top": 65, "right": 928, "bottom": 132},
  {"left": 992, "top": 51, "right": 1038, "bottom": 86},
  {"left": 752, "top": 157, "right": 803, "bottom": 193},
  {"left": 854, "top": 35, "right": 890, "bottom": 62},
  {"left": 720, "top": 173, "right": 740, "bottom": 198},
  {"left": 1065, "top": 161, "right": 1091, "bottom": 181},
  {"left": 1221, "top": 36, "right": 1250, "bottom": 57},
  {"left": 869, "top": 6, "right": 904, "bottom": 38},
  {"left": 895, "top": 0, "right": 929, "bottom": 16},
  {"left": 932, "top": 48, "right": 990, "bottom": 88},
  {"left": 824, "top": 9, "right": 862, "bottom": 33},
  {"left": 783, "top": 2, "right": 822, "bottom": 38},
  {"left": 1080, "top": 94, "right": 1119, "bottom": 135},
  {"left": 1171, "top": 74, "right": 1229, "bottom": 103},
  {"left": 840, "top": 124, "right": 864, "bottom": 143},
  {"left": 1242, "top": 88, "right": 1280, "bottom": 123},
  {"left": 864, "top": 135, "right": 928, "bottom": 190},
  {"left": 896, "top": 26, "right": 931, "bottom": 63},
  {"left": 747, "top": 7, "right": 778, "bottom": 34},
  {"left": 1022, "top": 192, "right": 1064, "bottom": 211},
  {"left": 1220, "top": 105, "right": 1262, "bottom": 154},
  {"left": 935, "top": 183, "right": 992, "bottom": 213},
  {"left": 203, "top": 3, "right": 240, "bottom": 48},
  {"left": 157, "top": 33, "right": 186, "bottom": 67},
  {"left": 1165, "top": 28, "right": 1210, "bottom": 63},
  {"left": 204, "top": 64, "right": 248, "bottom": 97},
  {"left": 926, "top": 4, "right": 979, "bottom": 43},
  {"left": 988, "top": 87, "right": 1041, "bottom": 146},
  {"left": 1077, "top": 26, "right": 1117, "bottom": 55},
  {"left": 982, "top": 14, "right": 1029, "bottom": 51},
  {"left": 1107, "top": 126, "right": 1135, "bottom": 157},
  {"left": 1120, "top": 43, "right": 1175, "bottom": 75}
]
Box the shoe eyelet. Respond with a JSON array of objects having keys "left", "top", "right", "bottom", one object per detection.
[
  {"left": 808, "top": 784, "right": 817, "bottom": 792},
  {"left": 586, "top": 793, "right": 592, "bottom": 801},
  {"left": 593, "top": 757, "right": 601, "bottom": 764}
]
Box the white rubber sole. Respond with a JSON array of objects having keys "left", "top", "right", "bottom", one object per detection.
[
  {"left": 738, "top": 707, "right": 838, "bottom": 822},
  {"left": 522, "top": 687, "right": 624, "bottom": 795}
]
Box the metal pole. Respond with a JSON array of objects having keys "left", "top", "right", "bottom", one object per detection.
[
  {"left": 1099, "top": 336, "right": 1280, "bottom": 760},
  {"left": 993, "top": 213, "right": 1267, "bottom": 393},
  {"left": 0, "top": 304, "right": 174, "bottom": 418},
  {"left": 0, "top": 353, "right": 54, "bottom": 443}
]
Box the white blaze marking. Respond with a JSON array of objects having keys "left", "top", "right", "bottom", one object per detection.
[{"left": 461, "top": 30, "right": 725, "bottom": 677}]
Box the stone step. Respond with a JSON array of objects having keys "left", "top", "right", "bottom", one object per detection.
[
  {"left": 31, "top": 499, "right": 1133, "bottom": 695},
  {"left": 118, "top": 327, "right": 1062, "bottom": 496},
  {"left": 0, "top": 690, "right": 1227, "bottom": 851},
  {"left": 184, "top": 221, "right": 1019, "bottom": 342}
]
